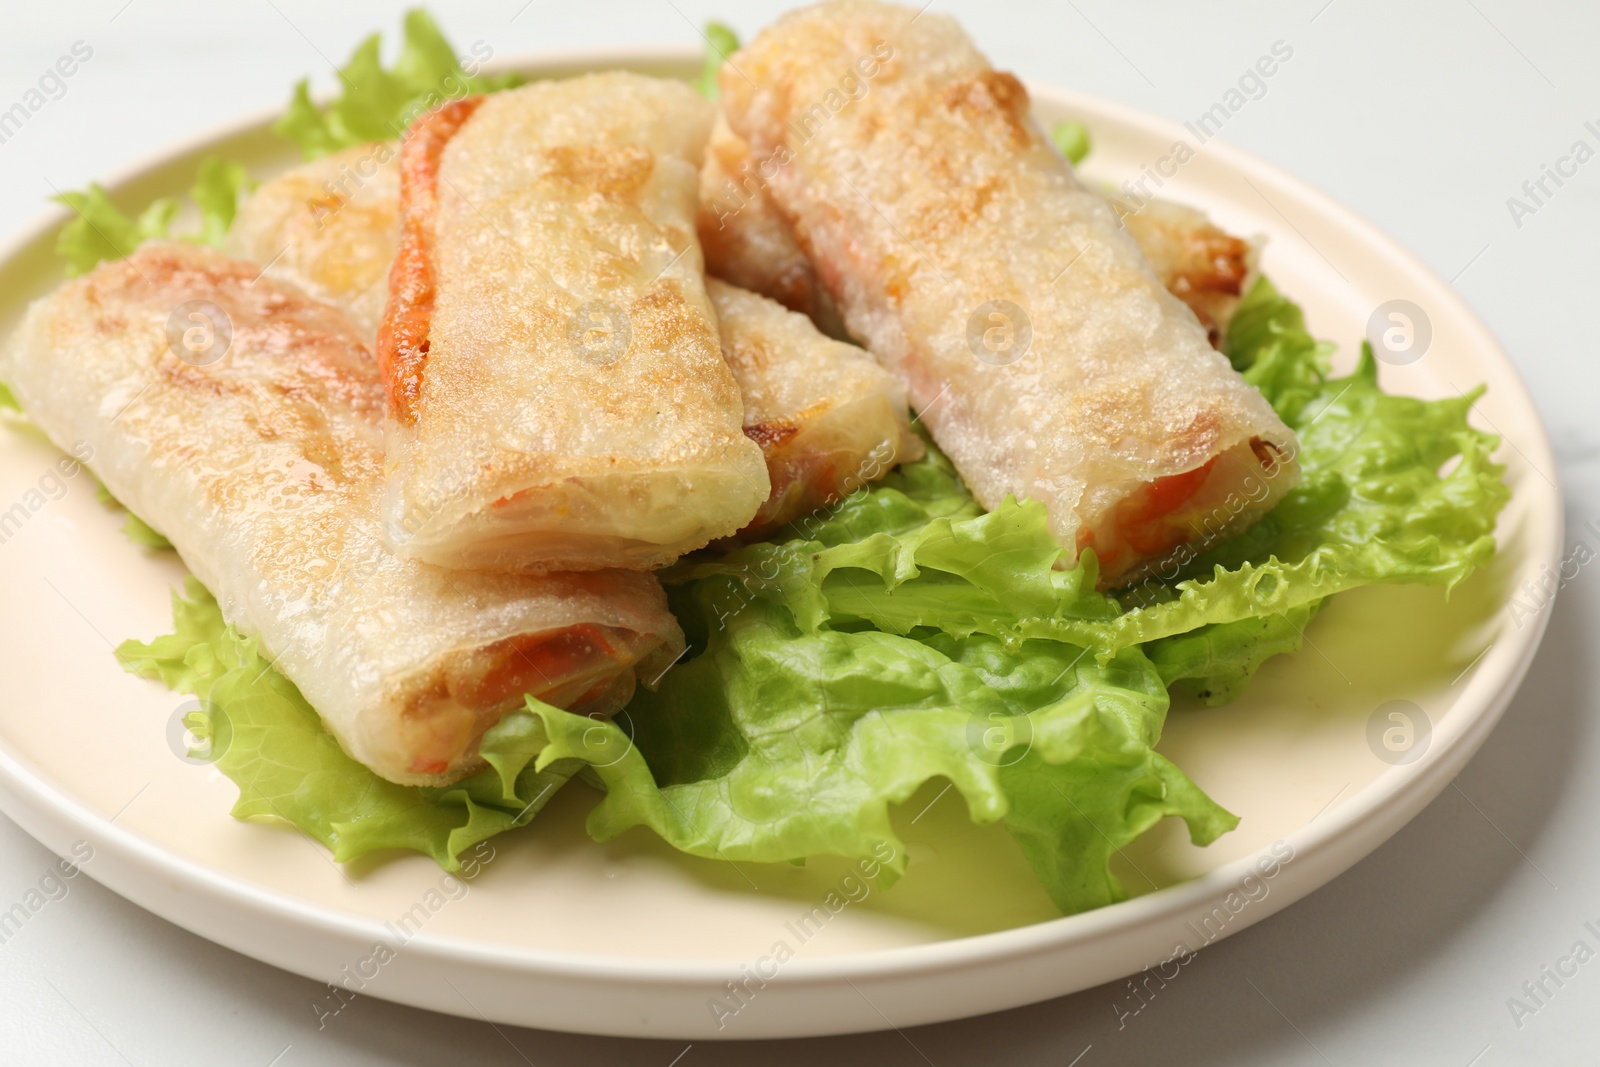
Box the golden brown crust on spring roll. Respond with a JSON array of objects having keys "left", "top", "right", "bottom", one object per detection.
[
  {"left": 707, "top": 278, "right": 921, "bottom": 535},
  {"left": 719, "top": 0, "right": 1299, "bottom": 588},
  {"left": 698, "top": 114, "right": 846, "bottom": 336},
  {"left": 376, "top": 74, "right": 769, "bottom": 575},
  {"left": 226, "top": 142, "right": 401, "bottom": 339},
  {"left": 3, "top": 242, "right": 684, "bottom": 786},
  {"left": 226, "top": 119, "right": 916, "bottom": 545},
  {"left": 701, "top": 103, "right": 1255, "bottom": 351},
  {"left": 1111, "top": 195, "right": 1254, "bottom": 347}
]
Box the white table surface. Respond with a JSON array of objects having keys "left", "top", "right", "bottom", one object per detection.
[{"left": 2, "top": 1, "right": 1596, "bottom": 1063}]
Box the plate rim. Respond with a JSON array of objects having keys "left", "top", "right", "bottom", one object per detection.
[{"left": 0, "top": 41, "right": 1564, "bottom": 1032}]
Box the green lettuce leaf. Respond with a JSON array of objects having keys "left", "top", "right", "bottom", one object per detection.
[
  {"left": 117, "top": 579, "right": 578, "bottom": 869},
  {"left": 94, "top": 482, "right": 174, "bottom": 550},
  {"left": 54, "top": 184, "right": 177, "bottom": 276},
  {"left": 120, "top": 513, "right": 173, "bottom": 550},
  {"left": 531, "top": 607, "right": 1228, "bottom": 921},
  {"left": 525, "top": 601, "right": 1237, "bottom": 915},
  {"left": 274, "top": 9, "right": 521, "bottom": 159},
  {"left": 694, "top": 22, "right": 740, "bottom": 100},
  {"left": 190, "top": 157, "right": 255, "bottom": 248},
  {"left": 53, "top": 154, "right": 254, "bottom": 275},
  {"left": 552, "top": 452, "right": 1240, "bottom": 915},
  {"left": 1147, "top": 599, "right": 1321, "bottom": 705}
]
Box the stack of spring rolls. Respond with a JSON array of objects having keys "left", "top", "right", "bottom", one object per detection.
[{"left": 2, "top": 0, "right": 1298, "bottom": 789}]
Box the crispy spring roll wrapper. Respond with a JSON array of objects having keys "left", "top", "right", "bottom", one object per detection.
[
  {"left": 700, "top": 109, "right": 1255, "bottom": 347},
  {"left": 227, "top": 118, "right": 913, "bottom": 545},
  {"left": 378, "top": 74, "right": 769, "bottom": 574},
  {"left": 227, "top": 142, "right": 401, "bottom": 339},
  {"left": 1110, "top": 195, "right": 1254, "bottom": 347},
  {"left": 720, "top": 0, "right": 1300, "bottom": 587},
  {"left": 698, "top": 114, "right": 846, "bottom": 337},
  {"left": 706, "top": 278, "right": 922, "bottom": 536},
  {"left": 2, "top": 242, "right": 684, "bottom": 786}
]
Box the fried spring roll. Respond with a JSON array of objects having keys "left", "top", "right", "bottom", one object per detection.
[
  {"left": 378, "top": 74, "right": 769, "bottom": 574},
  {"left": 700, "top": 106, "right": 1255, "bottom": 348},
  {"left": 227, "top": 142, "right": 400, "bottom": 339},
  {"left": 719, "top": 0, "right": 1299, "bottom": 587},
  {"left": 707, "top": 278, "right": 921, "bottom": 535},
  {"left": 2, "top": 243, "right": 684, "bottom": 786},
  {"left": 230, "top": 129, "right": 916, "bottom": 540}
]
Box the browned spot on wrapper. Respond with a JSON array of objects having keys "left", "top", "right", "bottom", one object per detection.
[
  {"left": 1250, "top": 435, "right": 1281, "bottom": 469},
  {"left": 544, "top": 143, "right": 655, "bottom": 195},
  {"left": 1164, "top": 228, "right": 1250, "bottom": 349},
  {"left": 744, "top": 419, "right": 800, "bottom": 450},
  {"left": 940, "top": 70, "right": 1031, "bottom": 144}
]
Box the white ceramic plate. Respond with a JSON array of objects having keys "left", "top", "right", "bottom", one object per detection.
[{"left": 0, "top": 46, "right": 1561, "bottom": 1040}]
